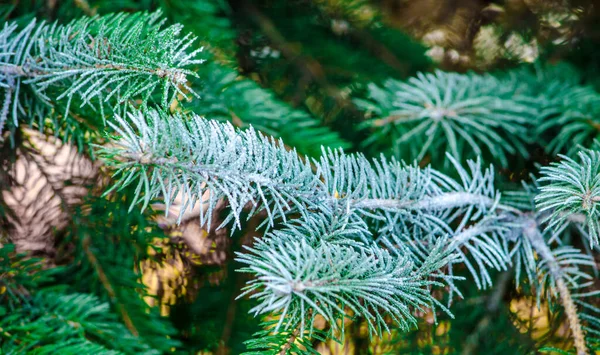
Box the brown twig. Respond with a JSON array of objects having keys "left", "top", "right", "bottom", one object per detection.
[
  {"left": 0, "top": 76, "right": 13, "bottom": 135},
  {"left": 523, "top": 218, "right": 589, "bottom": 355},
  {"left": 279, "top": 324, "right": 301, "bottom": 355},
  {"left": 73, "top": 0, "right": 96, "bottom": 16},
  {"left": 82, "top": 234, "right": 139, "bottom": 336}
]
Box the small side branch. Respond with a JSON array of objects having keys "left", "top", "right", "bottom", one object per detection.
[
  {"left": 0, "top": 63, "right": 189, "bottom": 85},
  {"left": 82, "top": 234, "right": 139, "bottom": 337},
  {"left": 0, "top": 76, "right": 14, "bottom": 135},
  {"left": 523, "top": 219, "right": 589, "bottom": 355},
  {"left": 279, "top": 325, "right": 301, "bottom": 355}
]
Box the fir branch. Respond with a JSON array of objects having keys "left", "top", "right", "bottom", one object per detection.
[
  {"left": 236, "top": 213, "right": 455, "bottom": 336},
  {"left": 536, "top": 150, "right": 600, "bottom": 247},
  {"left": 98, "top": 109, "right": 319, "bottom": 230},
  {"left": 0, "top": 11, "right": 202, "bottom": 136},
  {"left": 98, "top": 108, "right": 514, "bottom": 294},
  {"left": 99, "top": 108, "right": 511, "bottom": 263},
  {"left": 98, "top": 108, "right": 527, "bottom": 341},
  {"left": 242, "top": 321, "right": 322, "bottom": 355},
  {"left": 522, "top": 218, "right": 590, "bottom": 355},
  {"left": 355, "top": 70, "right": 535, "bottom": 166},
  {"left": 1, "top": 290, "right": 157, "bottom": 355},
  {"left": 536, "top": 85, "right": 600, "bottom": 155}
]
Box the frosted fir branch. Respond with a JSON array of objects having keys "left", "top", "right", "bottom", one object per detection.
[
  {"left": 0, "top": 62, "right": 192, "bottom": 86},
  {"left": 98, "top": 109, "right": 508, "bottom": 238},
  {"left": 536, "top": 150, "right": 600, "bottom": 247},
  {"left": 316, "top": 150, "right": 504, "bottom": 242},
  {"left": 99, "top": 109, "right": 511, "bottom": 244},
  {"left": 0, "top": 11, "right": 203, "bottom": 135},
  {"left": 235, "top": 212, "right": 456, "bottom": 337},
  {"left": 96, "top": 108, "right": 600, "bottom": 352},
  {"left": 522, "top": 217, "right": 590, "bottom": 355},
  {"left": 98, "top": 109, "right": 320, "bottom": 230},
  {"left": 99, "top": 109, "right": 519, "bottom": 321},
  {"left": 354, "top": 70, "right": 534, "bottom": 166}
]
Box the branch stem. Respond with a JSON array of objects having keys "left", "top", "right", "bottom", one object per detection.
[
  {"left": 353, "top": 192, "right": 519, "bottom": 214},
  {"left": 523, "top": 218, "right": 588, "bottom": 355},
  {"left": 82, "top": 234, "right": 139, "bottom": 337},
  {"left": 0, "top": 63, "right": 187, "bottom": 84},
  {"left": 0, "top": 76, "right": 13, "bottom": 134},
  {"left": 279, "top": 324, "right": 301, "bottom": 355}
]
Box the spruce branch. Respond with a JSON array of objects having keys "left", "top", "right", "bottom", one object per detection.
[
  {"left": 98, "top": 109, "right": 319, "bottom": 230},
  {"left": 98, "top": 109, "right": 509, "bottom": 257},
  {"left": 242, "top": 319, "right": 323, "bottom": 355},
  {"left": 97, "top": 108, "right": 521, "bottom": 336},
  {"left": 498, "top": 63, "right": 600, "bottom": 156},
  {"left": 355, "top": 70, "right": 535, "bottom": 166},
  {"left": 1, "top": 290, "right": 159, "bottom": 354},
  {"left": 0, "top": 11, "right": 202, "bottom": 136},
  {"left": 536, "top": 150, "right": 600, "bottom": 247},
  {"left": 96, "top": 108, "right": 600, "bottom": 353},
  {"left": 235, "top": 212, "right": 455, "bottom": 336},
  {"left": 535, "top": 85, "right": 600, "bottom": 155},
  {"left": 522, "top": 218, "right": 590, "bottom": 355}
]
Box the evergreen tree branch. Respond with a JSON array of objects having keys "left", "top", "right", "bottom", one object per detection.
[
  {"left": 0, "top": 11, "right": 202, "bottom": 137},
  {"left": 278, "top": 322, "right": 302, "bottom": 355},
  {"left": 98, "top": 109, "right": 507, "bottom": 234},
  {"left": 522, "top": 218, "right": 589, "bottom": 355},
  {"left": 537, "top": 150, "right": 600, "bottom": 247},
  {"left": 98, "top": 108, "right": 519, "bottom": 296},
  {"left": 354, "top": 70, "right": 535, "bottom": 166}
]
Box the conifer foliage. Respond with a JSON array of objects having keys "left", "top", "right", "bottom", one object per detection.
[{"left": 3, "top": 1, "right": 600, "bottom": 355}]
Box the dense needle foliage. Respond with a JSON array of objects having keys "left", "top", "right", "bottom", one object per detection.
[{"left": 3, "top": 1, "right": 600, "bottom": 355}]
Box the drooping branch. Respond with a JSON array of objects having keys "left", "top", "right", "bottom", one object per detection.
[{"left": 522, "top": 218, "right": 589, "bottom": 355}]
